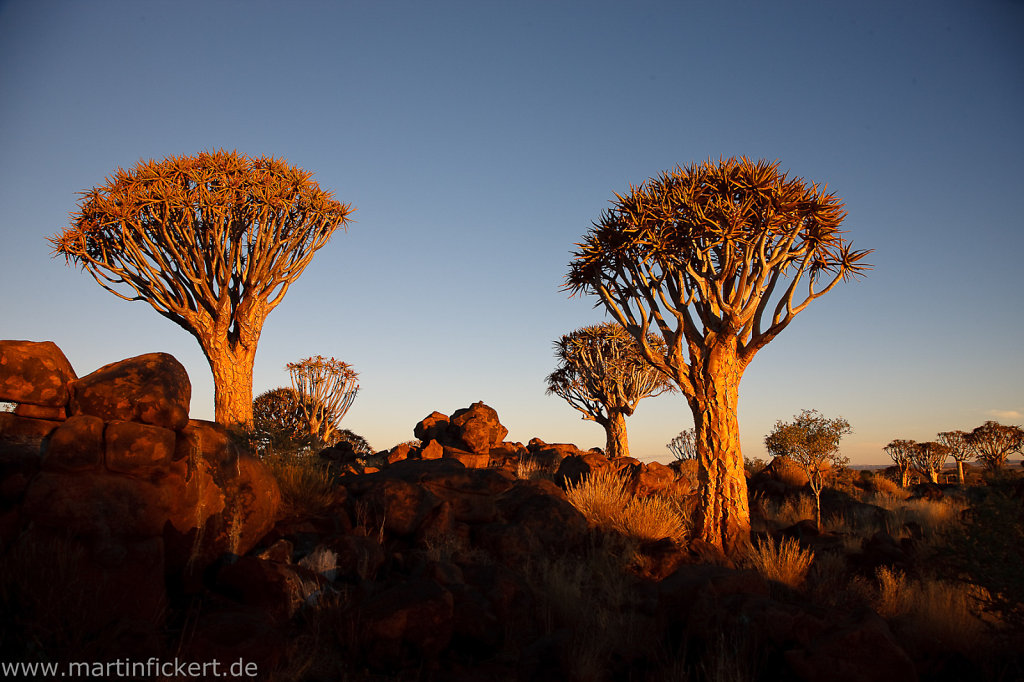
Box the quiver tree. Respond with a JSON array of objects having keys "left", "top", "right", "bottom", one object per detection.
[
  {"left": 909, "top": 441, "right": 950, "bottom": 484},
  {"left": 667, "top": 427, "right": 697, "bottom": 461},
  {"left": 50, "top": 150, "right": 353, "bottom": 426},
  {"left": 251, "top": 387, "right": 321, "bottom": 454},
  {"left": 565, "top": 157, "right": 871, "bottom": 553},
  {"left": 937, "top": 430, "right": 974, "bottom": 484},
  {"left": 884, "top": 439, "right": 916, "bottom": 487},
  {"left": 545, "top": 322, "right": 674, "bottom": 458},
  {"left": 765, "top": 409, "right": 851, "bottom": 530},
  {"left": 287, "top": 355, "right": 359, "bottom": 446},
  {"left": 966, "top": 421, "right": 1024, "bottom": 472}
]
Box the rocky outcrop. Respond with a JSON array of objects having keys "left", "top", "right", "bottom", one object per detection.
[{"left": 0, "top": 340, "right": 281, "bottom": 641}]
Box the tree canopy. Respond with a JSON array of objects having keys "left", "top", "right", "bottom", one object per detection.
[
  {"left": 565, "top": 157, "right": 870, "bottom": 553},
  {"left": 51, "top": 150, "right": 353, "bottom": 425}
]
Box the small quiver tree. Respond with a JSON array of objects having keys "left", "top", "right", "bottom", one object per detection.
[
  {"left": 546, "top": 322, "right": 674, "bottom": 458},
  {"left": 884, "top": 439, "right": 916, "bottom": 488},
  {"left": 966, "top": 421, "right": 1024, "bottom": 473},
  {"left": 566, "top": 157, "right": 871, "bottom": 553},
  {"left": 765, "top": 409, "right": 851, "bottom": 530},
  {"left": 50, "top": 150, "right": 353, "bottom": 426},
  {"left": 909, "top": 441, "right": 950, "bottom": 484},
  {"left": 667, "top": 428, "right": 697, "bottom": 462},
  {"left": 287, "top": 356, "right": 359, "bottom": 446},
  {"left": 936, "top": 430, "right": 974, "bottom": 485}
]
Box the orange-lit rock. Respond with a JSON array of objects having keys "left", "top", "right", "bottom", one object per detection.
[
  {"left": 42, "top": 414, "right": 105, "bottom": 472},
  {"left": 0, "top": 339, "right": 77, "bottom": 406},
  {"left": 70, "top": 352, "right": 190, "bottom": 430},
  {"left": 105, "top": 419, "right": 175, "bottom": 476}
]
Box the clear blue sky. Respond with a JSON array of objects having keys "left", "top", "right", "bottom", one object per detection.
[{"left": 1, "top": 1, "right": 1021, "bottom": 465}]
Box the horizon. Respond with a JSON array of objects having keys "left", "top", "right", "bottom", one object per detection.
[{"left": 1, "top": 1, "right": 1021, "bottom": 465}]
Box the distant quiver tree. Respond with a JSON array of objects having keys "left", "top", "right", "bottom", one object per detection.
[
  {"left": 908, "top": 441, "right": 950, "bottom": 484},
  {"left": 50, "top": 150, "right": 353, "bottom": 426},
  {"left": 566, "top": 157, "right": 871, "bottom": 553},
  {"left": 287, "top": 355, "right": 359, "bottom": 446},
  {"left": 546, "top": 322, "right": 674, "bottom": 458},
  {"left": 966, "top": 421, "right": 1024, "bottom": 472},
  {"left": 667, "top": 428, "right": 697, "bottom": 461},
  {"left": 936, "top": 430, "right": 974, "bottom": 485},
  {"left": 884, "top": 439, "right": 916, "bottom": 487}
]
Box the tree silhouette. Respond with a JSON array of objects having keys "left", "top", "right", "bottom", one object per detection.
[
  {"left": 667, "top": 428, "right": 697, "bottom": 462},
  {"left": 937, "top": 430, "right": 974, "bottom": 484},
  {"left": 765, "top": 409, "right": 851, "bottom": 530},
  {"left": 546, "top": 323, "right": 674, "bottom": 458},
  {"left": 909, "top": 441, "right": 950, "bottom": 484},
  {"left": 50, "top": 150, "right": 353, "bottom": 425},
  {"left": 287, "top": 355, "right": 359, "bottom": 446},
  {"left": 884, "top": 439, "right": 916, "bottom": 487},
  {"left": 251, "top": 387, "right": 319, "bottom": 454},
  {"left": 566, "top": 157, "right": 870, "bottom": 552},
  {"left": 967, "top": 421, "right": 1024, "bottom": 472}
]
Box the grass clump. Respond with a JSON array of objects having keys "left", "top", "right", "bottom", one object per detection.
[
  {"left": 743, "top": 536, "right": 814, "bottom": 589},
  {"left": 565, "top": 468, "right": 688, "bottom": 543},
  {"left": 263, "top": 453, "right": 338, "bottom": 519}
]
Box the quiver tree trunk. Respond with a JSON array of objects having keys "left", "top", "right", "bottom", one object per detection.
[
  {"left": 603, "top": 411, "right": 630, "bottom": 459},
  {"left": 956, "top": 460, "right": 965, "bottom": 485},
  {"left": 688, "top": 344, "right": 750, "bottom": 555},
  {"left": 206, "top": 340, "right": 258, "bottom": 427}
]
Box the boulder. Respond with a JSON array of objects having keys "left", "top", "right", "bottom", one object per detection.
[
  {"left": 764, "top": 455, "right": 814, "bottom": 487},
  {"left": 449, "top": 402, "right": 508, "bottom": 454},
  {"left": 556, "top": 451, "right": 612, "bottom": 488},
  {"left": 360, "top": 477, "right": 443, "bottom": 537},
  {"left": 414, "top": 411, "right": 451, "bottom": 444},
  {"left": 0, "top": 340, "right": 77, "bottom": 406},
  {"left": 41, "top": 414, "right": 106, "bottom": 472},
  {"left": 14, "top": 403, "right": 66, "bottom": 420},
  {"left": 105, "top": 419, "right": 176, "bottom": 476},
  {"left": 0, "top": 412, "right": 62, "bottom": 447},
  {"left": 69, "top": 352, "right": 190, "bottom": 431},
  {"left": 420, "top": 439, "right": 444, "bottom": 460},
  {"left": 175, "top": 420, "right": 240, "bottom": 472},
  {"left": 442, "top": 445, "right": 490, "bottom": 469},
  {"left": 360, "top": 579, "right": 455, "bottom": 670}
]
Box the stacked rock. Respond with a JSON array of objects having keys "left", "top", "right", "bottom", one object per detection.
[{"left": 0, "top": 340, "right": 280, "bottom": 632}]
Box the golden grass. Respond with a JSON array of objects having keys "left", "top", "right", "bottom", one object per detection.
[
  {"left": 743, "top": 536, "right": 815, "bottom": 589},
  {"left": 565, "top": 468, "right": 688, "bottom": 543}
]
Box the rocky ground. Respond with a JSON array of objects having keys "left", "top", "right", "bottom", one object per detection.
[{"left": 1, "top": 340, "right": 1022, "bottom": 681}]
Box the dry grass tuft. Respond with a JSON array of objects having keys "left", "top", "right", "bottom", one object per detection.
[
  {"left": 265, "top": 454, "right": 337, "bottom": 518},
  {"left": 566, "top": 469, "right": 688, "bottom": 542},
  {"left": 743, "top": 536, "right": 815, "bottom": 589}
]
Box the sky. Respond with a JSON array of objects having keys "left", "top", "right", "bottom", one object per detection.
[{"left": 1, "top": 0, "right": 1021, "bottom": 465}]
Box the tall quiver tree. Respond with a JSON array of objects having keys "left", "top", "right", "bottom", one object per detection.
[
  {"left": 546, "top": 323, "right": 674, "bottom": 458},
  {"left": 287, "top": 355, "right": 359, "bottom": 446},
  {"left": 966, "top": 421, "right": 1024, "bottom": 473},
  {"left": 50, "top": 150, "right": 353, "bottom": 426},
  {"left": 937, "top": 430, "right": 974, "bottom": 484},
  {"left": 884, "top": 439, "right": 916, "bottom": 487},
  {"left": 566, "top": 158, "right": 871, "bottom": 553}
]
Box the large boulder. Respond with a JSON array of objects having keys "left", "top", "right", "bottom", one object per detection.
[
  {"left": 69, "top": 352, "right": 191, "bottom": 431},
  {"left": 414, "top": 411, "right": 451, "bottom": 444},
  {"left": 449, "top": 402, "right": 508, "bottom": 454},
  {"left": 0, "top": 340, "right": 77, "bottom": 407}
]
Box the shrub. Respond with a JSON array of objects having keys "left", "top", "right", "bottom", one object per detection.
[
  {"left": 616, "top": 495, "right": 689, "bottom": 543},
  {"left": 743, "top": 536, "right": 814, "bottom": 589}
]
